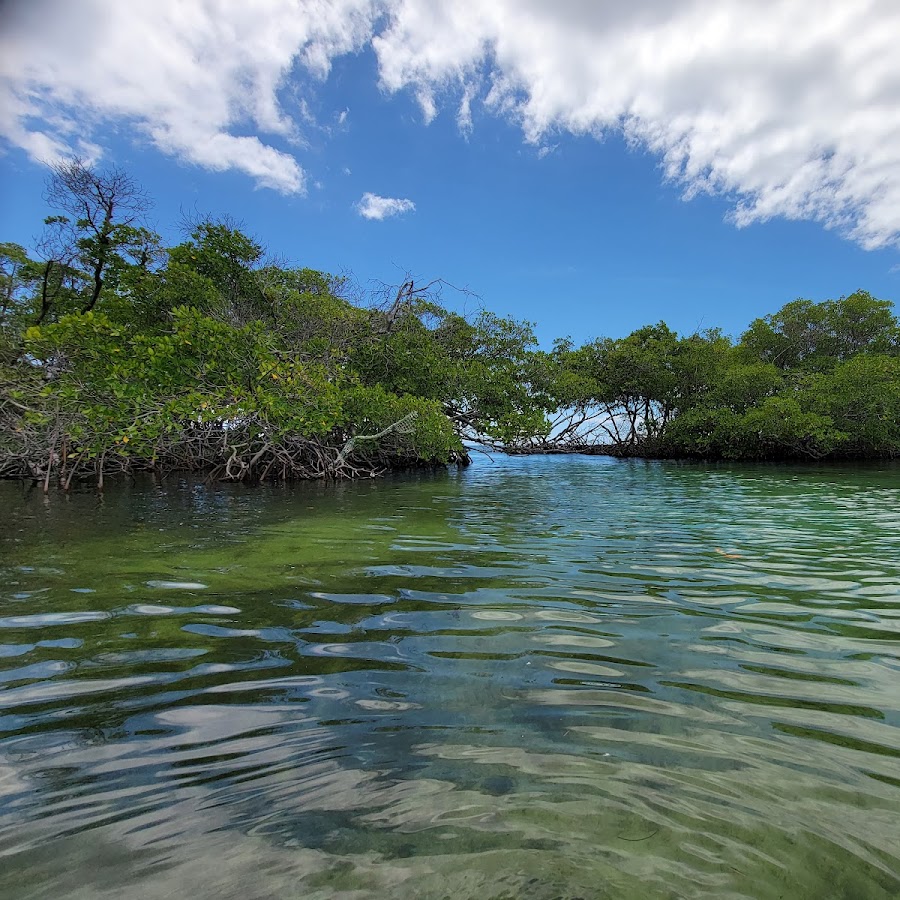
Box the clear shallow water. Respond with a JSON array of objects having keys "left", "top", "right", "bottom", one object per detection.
[{"left": 0, "top": 455, "right": 899, "bottom": 900}]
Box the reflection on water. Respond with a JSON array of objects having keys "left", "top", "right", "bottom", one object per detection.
[{"left": 0, "top": 456, "right": 899, "bottom": 899}]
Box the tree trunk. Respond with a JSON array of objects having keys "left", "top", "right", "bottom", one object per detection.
[{"left": 36, "top": 260, "right": 55, "bottom": 325}]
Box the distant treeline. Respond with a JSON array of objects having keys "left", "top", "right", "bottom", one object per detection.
[{"left": 1, "top": 161, "right": 898, "bottom": 488}]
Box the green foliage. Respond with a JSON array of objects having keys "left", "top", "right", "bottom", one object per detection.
[
  {"left": 3, "top": 174, "right": 543, "bottom": 480},
  {"left": 168, "top": 220, "right": 264, "bottom": 310},
  {"left": 804, "top": 354, "right": 900, "bottom": 455},
  {"left": 740, "top": 291, "right": 899, "bottom": 371},
  {"left": 2, "top": 163, "right": 898, "bottom": 483},
  {"left": 540, "top": 292, "right": 899, "bottom": 460}
]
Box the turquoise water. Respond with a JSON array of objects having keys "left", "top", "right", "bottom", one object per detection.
[{"left": 0, "top": 455, "right": 898, "bottom": 899}]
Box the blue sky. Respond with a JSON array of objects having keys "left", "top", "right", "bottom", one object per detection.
[{"left": 2, "top": 1, "right": 898, "bottom": 347}]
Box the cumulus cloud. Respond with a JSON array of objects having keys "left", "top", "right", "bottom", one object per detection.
[
  {"left": 371, "top": 0, "right": 900, "bottom": 249},
  {"left": 356, "top": 192, "right": 416, "bottom": 220},
  {"left": 0, "top": 0, "right": 377, "bottom": 193},
  {"left": 1, "top": 1, "right": 899, "bottom": 247}
]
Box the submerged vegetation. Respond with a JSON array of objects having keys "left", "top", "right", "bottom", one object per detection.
[{"left": 1, "top": 161, "right": 898, "bottom": 487}]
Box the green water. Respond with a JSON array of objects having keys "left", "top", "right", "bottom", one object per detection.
[{"left": 0, "top": 456, "right": 898, "bottom": 899}]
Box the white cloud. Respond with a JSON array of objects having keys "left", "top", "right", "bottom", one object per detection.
[
  {"left": 356, "top": 192, "right": 416, "bottom": 220},
  {"left": 1, "top": 1, "right": 899, "bottom": 248},
  {"left": 372, "top": 0, "right": 900, "bottom": 249},
  {"left": 457, "top": 83, "right": 476, "bottom": 136},
  {"left": 0, "top": 0, "right": 378, "bottom": 193}
]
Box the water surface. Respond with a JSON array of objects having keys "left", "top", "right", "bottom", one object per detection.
[{"left": 1, "top": 456, "right": 899, "bottom": 899}]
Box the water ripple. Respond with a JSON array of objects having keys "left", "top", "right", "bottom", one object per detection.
[{"left": 0, "top": 457, "right": 898, "bottom": 899}]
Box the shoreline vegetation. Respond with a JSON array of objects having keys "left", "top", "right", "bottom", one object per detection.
[{"left": 2, "top": 161, "right": 899, "bottom": 490}]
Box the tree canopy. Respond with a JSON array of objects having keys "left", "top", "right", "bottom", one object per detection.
[
  {"left": 1, "top": 163, "right": 898, "bottom": 489},
  {"left": 533, "top": 290, "right": 900, "bottom": 461}
]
